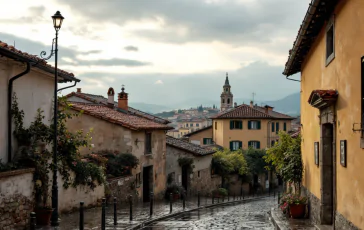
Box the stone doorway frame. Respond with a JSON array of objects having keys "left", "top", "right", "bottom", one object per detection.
[
  {"left": 308, "top": 89, "right": 338, "bottom": 226},
  {"left": 319, "top": 106, "right": 337, "bottom": 226}
]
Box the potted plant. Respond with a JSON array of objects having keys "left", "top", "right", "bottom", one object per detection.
[
  {"left": 280, "top": 193, "right": 307, "bottom": 218},
  {"left": 212, "top": 188, "right": 228, "bottom": 198},
  {"left": 165, "top": 184, "right": 185, "bottom": 200}
]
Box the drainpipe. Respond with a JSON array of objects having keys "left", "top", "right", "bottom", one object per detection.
[
  {"left": 267, "top": 120, "right": 273, "bottom": 147},
  {"left": 8, "top": 62, "right": 31, "bottom": 162},
  {"left": 57, "top": 81, "right": 77, "bottom": 92}
]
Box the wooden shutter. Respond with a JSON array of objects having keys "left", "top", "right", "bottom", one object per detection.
[
  {"left": 257, "top": 121, "right": 261, "bottom": 129},
  {"left": 257, "top": 141, "right": 260, "bottom": 149},
  {"left": 248, "top": 141, "right": 251, "bottom": 147},
  {"left": 284, "top": 122, "right": 287, "bottom": 131},
  {"left": 239, "top": 121, "right": 243, "bottom": 129},
  {"left": 203, "top": 138, "right": 207, "bottom": 145},
  {"left": 230, "top": 141, "right": 233, "bottom": 151},
  {"left": 272, "top": 123, "right": 275, "bottom": 132},
  {"left": 248, "top": 121, "right": 252, "bottom": 129},
  {"left": 239, "top": 141, "right": 242, "bottom": 149},
  {"left": 230, "top": 120, "right": 234, "bottom": 129},
  {"left": 276, "top": 123, "right": 279, "bottom": 134}
]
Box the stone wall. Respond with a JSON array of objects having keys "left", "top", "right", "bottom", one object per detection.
[
  {"left": 0, "top": 169, "right": 35, "bottom": 230},
  {"left": 106, "top": 175, "right": 137, "bottom": 203},
  {"left": 190, "top": 168, "right": 221, "bottom": 195},
  {"left": 57, "top": 171, "right": 105, "bottom": 213},
  {"left": 302, "top": 186, "right": 359, "bottom": 229}
]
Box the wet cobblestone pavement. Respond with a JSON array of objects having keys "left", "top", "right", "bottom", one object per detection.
[
  {"left": 37, "top": 194, "right": 276, "bottom": 229},
  {"left": 142, "top": 197, "right": 275, "bottom": 229}
]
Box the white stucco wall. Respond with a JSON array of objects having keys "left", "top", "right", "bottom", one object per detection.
[{"left": 0, "top": 59, "right": 55, "bottom": 163}]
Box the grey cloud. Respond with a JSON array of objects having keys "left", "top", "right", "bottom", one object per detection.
[
  {"left": 70, "top": 58, "right": 151, "bottom": 67},
  {"left": 68, "top": 61, "right": 300, "bottom": 107},
  {"left": 0, "top": 33, "right": 150, "bottom": 68},
  {"left": 0, "top": 6, "right": 47, "bottom": 24},
  {"left": 60, "top": 0, "right": 309, "bottom": 49},
  {"left": 124, "top": 46, "right": 139, "bottom": 52}
]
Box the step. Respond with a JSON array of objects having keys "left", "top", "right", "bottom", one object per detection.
[{"left": 315, "top": 224, "right": 333, "bottom": 230}]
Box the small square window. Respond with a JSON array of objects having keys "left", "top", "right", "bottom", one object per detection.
[{"left": 198, "top": 171, "right": 201, "bottom": 177}]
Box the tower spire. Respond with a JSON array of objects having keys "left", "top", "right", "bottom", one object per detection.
[{"left": 224, "top": 72, "right": 230, "bottom": 86}]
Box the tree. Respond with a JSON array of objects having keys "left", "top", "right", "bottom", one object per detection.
[
  {"left": 243, "top": 147, "right": 268, "bottom": 176},
  {"left": 211, "top": 148, "right": 248, "bottom": 180},
  {"left": 264, "top": 131, "right": 303, "bottom": 194}
]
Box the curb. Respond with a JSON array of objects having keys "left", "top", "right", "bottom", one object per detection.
[
  {"left": 127, "top": 195, "right": 273, "bottom": 230},
  {"left": 269, "top": 207, "right": 284, "bottom": 230}
]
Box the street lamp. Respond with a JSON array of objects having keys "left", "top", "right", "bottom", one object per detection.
[{"left": 40, "top": 10, "right": 64, "bottom": 226}]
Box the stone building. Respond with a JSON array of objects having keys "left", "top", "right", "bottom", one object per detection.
[
  {"left": 283, "top": 0, "right": 364, "bottom": 228},
  {"left": 166, "top": 136, "right": 221, "bottom": 195},
  {"left": 0, "top": 39, "right": 80, "bottom": 228},
  {"left": 66, "top": 87, "right": 173, "bottom": 201},
  {"left": 183, "top": 125, "right": 213, "bottom": 146},
  {"left": 220, "top": 73, "right": 233, "bottom": 112}
]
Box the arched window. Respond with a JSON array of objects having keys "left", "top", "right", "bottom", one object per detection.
[
  {"left": 227, "top": 98, "right": 230, "bottom": 104},
  {"left": 222, "top": 99, "right": 225, "bottom": 103}
]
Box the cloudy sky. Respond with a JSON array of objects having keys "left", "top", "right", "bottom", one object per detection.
[{"left": 0, "top": 0, "right": 308, "bottom": 108}]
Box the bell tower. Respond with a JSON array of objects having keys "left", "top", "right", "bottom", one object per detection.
[{"left": 220, "top": 73, "right": 233, "bottom": 111}]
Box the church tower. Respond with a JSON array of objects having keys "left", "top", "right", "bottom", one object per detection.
[{"left": 220, "top": 73, "right": 233, "bottom": 111}]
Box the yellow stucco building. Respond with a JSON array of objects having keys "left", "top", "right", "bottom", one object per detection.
[
  {"left": 212, "top": 102, "right": 294, "bottom": 150},
  {"left": 283, "top": 0, "right": 364, "bottom": 229}
]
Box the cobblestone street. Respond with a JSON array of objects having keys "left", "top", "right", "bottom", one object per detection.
[{"left": 141, "top": 197, "right": 275, "bottom": 229}]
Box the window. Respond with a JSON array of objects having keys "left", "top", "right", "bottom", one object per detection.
[
  {"left": 283, "top": 122, "right": 287, "bottom": 131},
  {"left": 203, "top": 138, "right": 213, "bottom": 145},
  {"left": 198, "top": 171, "right": 201, "bottom": 177},
  {"left": 271, "top": 123, "right": 275, "bottom": 132},
  {"left": 248, "top": 141, "right": 260, "bottom": 149},
  {"left": 186, "top": 124, "right": 188, "bottom": 127},
  {"left": 225, "top": 88, "right": 228, "bottom": 92},
  {"left": 227, "top": 98, "right": 230, "bottom": 104},
  {"left": 135, "top": 173, "right": 141, "bottom": 187},
  {"left": 190, "top": 123, "right": 193, "bottom": 127},
  {"left": 271, "top": 140, "right": 275, "bottom": 147},
  {"left": 230, "top": 141, "right": 242, "bottom": 151},
  {"left": 248, "top": 120, "right": 261, "bottom": 130},
  {"left": 215, "top": 122, "right": 217, "bottom": 130},
  {"left": 326, "top": 16, "right": 335, "bottom": 65},
  {"left": 196, "top": 123, "right": 199, "bottom": 127},
  {"left": 276, "top": 122, "right": 280, "bottom": 134},
  {"left": 230, "top": 120, "right": 242, "bottom": 129},
  {"left": 222, "top": 99, "right": 225, "bottom": 103},
  {"left": 145, "top": 132, "right": 152, "bottom": 154}
]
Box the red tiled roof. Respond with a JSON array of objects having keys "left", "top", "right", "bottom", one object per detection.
[
  {"left": 65, "top": 92, "right": 170, "bottom": 124},
  {"left": 183, "top": 125, "right": 212, "bottom": 137},
  {"left": 290, "top": 129, "right": 301, "bottom": 138},
  {"left": 0, "top": 40, "right": 78, "bottom": 82},
  {"left": 69, "top": 102, "right": 173, "bottom": 131},
  {"left": 308, "top": 89, "right": 338, "bottom": 109},
  {"left": 166, "top": 136, "right": 216, "bottom": 156},
  {"left": 212, "top": 104, "right": 293, "bottom": 120}
]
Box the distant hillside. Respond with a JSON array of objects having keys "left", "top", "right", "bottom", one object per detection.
[
  {"left": 131, "top": 92, "right": 300, "bottom": 117},
  {"left": 262, "top": 92, "right": 300, "bottom": 116},
  {"left": 129, "top": 102, "right": 173, "bottom": 114}
]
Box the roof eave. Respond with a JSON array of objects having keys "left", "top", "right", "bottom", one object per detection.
[{"left": 0, "top": 47, "right": 79, "bottom": 83}]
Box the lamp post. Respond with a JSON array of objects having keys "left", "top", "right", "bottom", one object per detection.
[{"left": 37, "top": 11, "right": 64, "bottom": 226}]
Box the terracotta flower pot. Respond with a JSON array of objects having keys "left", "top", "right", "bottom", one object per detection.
[
  {"left": 35, "top": 208, "right": 54, "bottom": 226},
  {"left": 289, "top": 204, "right": 305, "bottom": 219},
  {"left": 173, "top": 194, "right": 180, "bottom": 200}
]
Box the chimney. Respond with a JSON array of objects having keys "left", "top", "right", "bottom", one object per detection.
[
  {"left": 250, "top": 101, "right": 253, "bottom": 108},
  {"left": 234, "top": 102, "right": 237, "bottom": 108},
  {"left": 107, "top": 87, "right": 115, "bottom": 108},
  {"left": 117, "top": 85, "right": 128, "bottom": 111},
  {"left": 77, "top": 88, "right": 81, "bottom": 93},
  {"left": 264, "top": 105, "right": 274, "bottom": 114}
]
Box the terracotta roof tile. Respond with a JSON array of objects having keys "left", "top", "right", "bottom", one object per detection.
[
  {"left": 166, "top": 136, "right": 216, "bottom": 156},
  {"left": 69, "top": 102, "right": 173, "bottom": 131},
  {"left": 65, "top": 92, "right": 170, "bottom": 124},
  {"left": 0, "top": 40, "right": 78, "bottom": 82},
  {"left": 183, "top": 125, "right": 212, "bottom": 137},
  {"left": 212, "top": 104, "right": 294, "bottom": 120}
]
